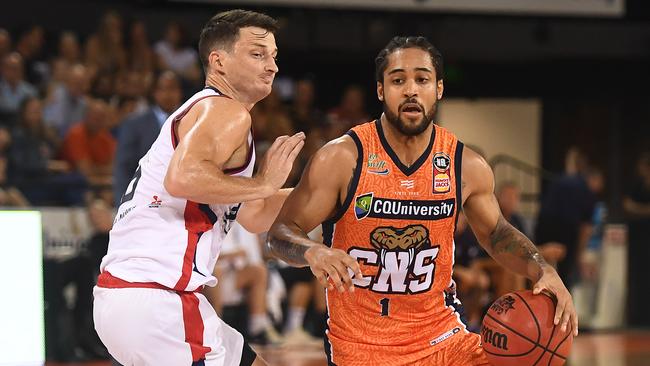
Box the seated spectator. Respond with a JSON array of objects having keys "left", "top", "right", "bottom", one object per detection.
[
  {"left": 155, "top": 21, "right": 201, "bottom": 84},
  {"left": 59, "top": 98, "right": 116, "bottom": 191},
  {"left": 0, "top": 126, "right": 29, "bottom": 207},
  {"left": 203, "top": 223, "right": 281, "bottom": 345},
  {"left": 15, "top": 25, "right": 47, "bottom": 89},
  {"left": 84, "top": 10, "right": 127, "bottom": 75},
  {"left": 44, "top": 63, "right": 89, "bottom": 137},
  {"left": 288, "top": 77, "right": 326, "bottom": 134},
  {"left": 326, "top": 84, "right": 370, "bottom": 139},
  {"left": 113, "top": 71, "right": 181, "bottom": 206},
  {"left": 0, "top": 28, "right": 11, "bottom": 61},
  {"left": 7, "top": 96, "right": 86, "bottom": 206},
  {"left": 0, "top": 52, "right": 37, "bottom": 123},
  {"left": 127, "top": 21, "right": 155, "bottom": 76}
]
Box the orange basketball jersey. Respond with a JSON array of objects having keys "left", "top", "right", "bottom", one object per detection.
[{"left": 323, "top": 120, "right": 469, "bottom": 365}]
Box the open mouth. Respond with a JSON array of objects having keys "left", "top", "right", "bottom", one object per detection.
[{"left": 400, "top": 103, "right": 423, "bottom": 115}]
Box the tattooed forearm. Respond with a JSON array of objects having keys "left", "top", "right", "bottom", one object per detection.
[
  {"left": 489, "top": 215, "right": 549, "bottom": 281},
  {"left": 266, "top": 236, "right": 311, "bottom": 267}
]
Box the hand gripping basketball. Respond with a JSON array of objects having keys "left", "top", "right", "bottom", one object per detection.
[{"left": 532, "top": 267, "right": 578, "bottom": 337}]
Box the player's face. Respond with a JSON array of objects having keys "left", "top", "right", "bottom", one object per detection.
[
  {"left": 377, "top": 48, "right": 443, "bottom": 136},
  {"left": 224, "top": 27, "right": 278, "bottom": 104}
]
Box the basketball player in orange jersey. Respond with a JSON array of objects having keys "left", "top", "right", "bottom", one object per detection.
[
  {"left": 94, "top": 10, "right": 303, "bottom": 366},
  {"left": 267, "top": 36, "right": 578, "bottom": 365}
]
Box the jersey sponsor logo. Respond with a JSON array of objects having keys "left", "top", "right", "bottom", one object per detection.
[
  {"left": 434, "top": 173, "right": 451, "bottom": 193},
  {"left": 430, "top": 327, "right": 461, "bottom": 346},
  {"left": 354, "top": 193, "right": 455, "bottom": 221},
  {"left": 367, "top": 153, "right": 390, "bottom": 175},
  {"left": 348, "top": 224, "right": 439, "bottom": 294},
  {"left": 432, "top": 152, "right": 451, "bottom": 193},
  {"left": 148, "top": 195, "right": 162, "bottom": 208},
  {"left": 355, "top": 193, "right": 374, "bottom": 219}
]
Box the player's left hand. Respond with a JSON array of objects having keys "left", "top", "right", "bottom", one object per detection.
[{"left": 532, "top": 267, "right": 579, "bottom": 336}]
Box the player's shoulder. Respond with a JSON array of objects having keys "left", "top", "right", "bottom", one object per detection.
[
  {"left": 195, "top": 96, "right": 251, "bottom": 128},
  {"left": 314, "top": 134, "right": 358, "bottom": 166},
  {"left": 462, "top": 146, "right": 494, "bottom": 192}
]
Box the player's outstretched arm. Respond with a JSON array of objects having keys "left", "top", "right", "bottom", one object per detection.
[
  {"left": 164, "top": 97, "right": 304, "bottom": 204},
  {"left": 236, "top": 188, "right": 293, "bottom": 233},
  {"left": 267, "top": 136, "right": 362, "bottom": 292},
  {"left": 462, "top": 147, "right": 578, "bottom": 336}
]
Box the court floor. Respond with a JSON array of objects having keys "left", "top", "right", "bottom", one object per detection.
[{"left": 47, "top": 330, "right": 650, "bottom": 366}]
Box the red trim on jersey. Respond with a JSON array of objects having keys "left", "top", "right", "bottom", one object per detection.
[
  {"left": 170, "top": 94, "right": 229, "bottom": 149},
  {"left": 97, "top": 271, "right": 203, "bottom": 292},
  {"left": 180, "top": 292, "right": 211, "bottom": 361},
  {"left": 173, "top": 201, "right": 216, "bottom": 291}
]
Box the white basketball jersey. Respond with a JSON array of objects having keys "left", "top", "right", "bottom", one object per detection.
[{"left": 101, "top": 87, "right": 256, "bottom": 291}]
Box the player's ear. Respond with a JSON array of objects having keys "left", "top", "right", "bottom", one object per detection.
[
  {"left": 209, "top": 50, "right": 226, "bottom": 72},
  {"left": 377, "top": 81, "right": 384, "bottom": 101},
  {"left": 436, "top": 79, "right": 444, "bottom": 100}
]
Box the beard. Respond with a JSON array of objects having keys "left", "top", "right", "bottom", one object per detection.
[{"left": 383, "top": 98, "right": 437, "bottom": 137}]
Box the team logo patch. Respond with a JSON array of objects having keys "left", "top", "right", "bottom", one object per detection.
[
  {"left": 400, "top": 179, "right": 415, "bottom": 190},
  {"left": 348, "top": 224, "right": 440, "bottom": 294},
  {"left": 367, "top": 153, "right": 389, "bottom": 175},
  {"left": 355, "top": 193, "right": 374, "bottom": 220},
  {"left": 433, "top": 152, "right": 450, "bottom": 172},
  {"left": 434, "top": 174, "right": 450, "bottom": 193}
]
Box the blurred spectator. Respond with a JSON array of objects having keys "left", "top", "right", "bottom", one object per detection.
[
  {"left": 60, "top": 98, "right": 116, "bottom": 190},
  {"left": 90, "top": 71, "right": 115, "bottom": 102},
  {"left": 113, "top": 71, "right": 181, "bottom": 206},
  {"left": 57, "top": 31, "right": 82, "bottom": 67},
  {"left": 44, "top": 63, "right": 89, "bottom": 137},
  {"left": 251, "top": 89, "right": 295, "bottom": 150},
  {"left": 0, "top": 28, "right": 11, "bottom": 60},
  {"left": 0, "top": 52, "right": 37, "bottom": 123},
  {"left": 624, "top": 152, "right": 650, "bottom": 326},
  {"left": 496, "top": 181, "right": 526, "bottom": 233},
  {"left": 0, "top": 126, "right": 29, "bottom": 207},
  {"left": 204, "top": 223, "right": 281, "bottom": 345},
  {"left": 453, "top": 212, "right": 490, "bottom": 332},
  {"left": 6, "top": 97, "right": 87, "bottom": 206},
  {"left": 113, "top": 70, "right": 149, "bottom": 114},
  {"left": 127, "top": 21, "right": 155, "bottom": 76},
  {"left": 288, "top": 77, "right": 326, "bottom": 133},
  {"left": 154, "top": 21, "right": 201, "bottom": 84},
  {"left": 326, "top": 84, "right": 369, "bottom": 139},
  {"left": 15, "top": 25, "right": 47, "bottom": 89},
  {"left": 535, "top": 154, "right": 603, "bottom": 288},
  {"left": 85, "top": 11, "right": 127, "bottom": 75}
]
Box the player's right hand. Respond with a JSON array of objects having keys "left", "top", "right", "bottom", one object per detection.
[
  {"left": 304, "top": 244, "right": 362, "bottom": 293},
  {"left": 256, "top": 132, "right": 305, "bottom": 191}
]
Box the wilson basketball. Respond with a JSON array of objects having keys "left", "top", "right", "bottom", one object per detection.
[{"left": 481, "top": 290, "right": 574, "bottom": 366}]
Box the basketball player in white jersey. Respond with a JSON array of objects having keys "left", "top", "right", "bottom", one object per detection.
[{"left": 93, "top": 10, "right": 304, "bottom": 366}]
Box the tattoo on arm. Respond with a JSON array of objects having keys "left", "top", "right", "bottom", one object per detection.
[
  {"left": 489, "top": 215, "right": 548, "bottom": 280},
  {"left": 266, "top": 237, "right": 310, "bottom": 267}
]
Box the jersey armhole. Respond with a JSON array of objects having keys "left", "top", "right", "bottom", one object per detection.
[
  {"left": 453, "top": 140, "right": 464, "bottom": 232},
  {"left": 322, "top": 130, "right": 363, "bottom": 246}
]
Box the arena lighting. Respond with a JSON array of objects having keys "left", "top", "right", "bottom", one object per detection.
[
  {"left": 177, "top": 0, "right": 625, "bottom": 17},
  {"left": 0, "top": 211, "right": 45, "bottom": 366}
]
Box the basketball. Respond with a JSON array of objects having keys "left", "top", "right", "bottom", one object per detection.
[{"left": 481, "top": 290, "right": 574, "bottom": 366}]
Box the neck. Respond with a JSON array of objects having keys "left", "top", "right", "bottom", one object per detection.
[
  {"left": 379, "top": 114, "right": 434, "bottom": 166},
  {"left": 205, "top": 73, "right": 254, "bottom": 111}
]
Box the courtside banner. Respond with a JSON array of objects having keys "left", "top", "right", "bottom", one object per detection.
[{"left": 180, "top": 0, "right": 624, "bottom": 17}]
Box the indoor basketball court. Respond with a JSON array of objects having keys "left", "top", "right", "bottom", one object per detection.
[{"left": 1, "top": 0, "right": 650, "bottom": 365}]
